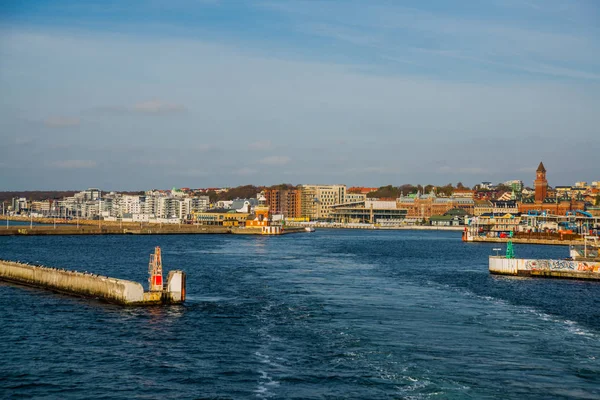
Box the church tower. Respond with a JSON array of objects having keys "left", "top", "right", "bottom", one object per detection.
[{"left": 534, "top": 161, "right": 547, "bottom": 203}]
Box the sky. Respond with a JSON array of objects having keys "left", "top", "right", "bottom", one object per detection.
[{"left": 0, "top": 0, "right": 599, "bottom": 190}]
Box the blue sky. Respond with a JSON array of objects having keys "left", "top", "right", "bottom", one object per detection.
[{"left": 1, "top": 0, "right": 599, "bottom": 190}]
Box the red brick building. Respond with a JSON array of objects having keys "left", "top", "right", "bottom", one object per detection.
[
  {"left": 264, "top": 189, "right": 301, "bottom": 218},
  {"left": 518, "top": 162, "right": 586, "bottom": 215},
  {"left": 397, "top": 194, "right": 474, "bottom": 220}
]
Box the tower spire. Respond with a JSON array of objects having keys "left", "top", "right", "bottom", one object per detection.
[{"left": 536, "top": 162, "right": 546, "bottom": 173}]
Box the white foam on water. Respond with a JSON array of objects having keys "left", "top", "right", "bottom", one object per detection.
[{"left": 254, "top": 369, "right": 280, "bottom": 398}]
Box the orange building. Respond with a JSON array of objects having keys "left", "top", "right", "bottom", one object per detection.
[{"left": 246, "top": 194, "right": 272, "bottom": 227}]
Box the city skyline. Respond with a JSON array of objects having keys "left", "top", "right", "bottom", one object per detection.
[{"left": 1, "top": 0, "right": 599, "bottom": 190}]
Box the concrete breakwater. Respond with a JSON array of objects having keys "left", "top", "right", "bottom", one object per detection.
[
  {"left": 489, "top": 256, "right": 600, "bottom": 280},
  {"left": 0, "top": 259, "right": 186, "bottom": 305}
]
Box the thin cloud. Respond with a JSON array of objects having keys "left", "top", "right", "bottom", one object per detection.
[
  {"left": 438, "top": 166, "right": 489, "bottom": 174},
  {"left": 94, "top": 100, "right": 186, "bottom": 115},
  {"left": 14, "top": 137, "right": 34, "bottom": 145},
  {"left": 44, "top": 116, "right": 80, "bottom": 128},
  {"left": 50, "top": 160, "right": 97, "bottom": 169},
  {"left": 259, "top": 156, "right": 290, "bottom": 165},
  {"left": 133, "top": 100, "right": 186, "bottom": 114},
  {"left": 173, "top": 169, "right": 210, "bottom": 177},
  {"left": 516, "top": 166, "right": 537, "bottom": 173},
  {"left": 248, "top": 140, "right": 272, "bottom": 150},
  {"left": 235, "top": 167, "right": 257, "bottom": 176}
]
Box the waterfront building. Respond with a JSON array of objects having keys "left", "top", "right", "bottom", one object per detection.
[
  {"left": 11, "top": 198, "right": 28, "bottom": 213},
  {"left": 246, "top": 194, "right": 272, "bottom": 227},
  {"left": 30, "top": 200, "right": 51, "bottom": 215},
  {"left": 330, "top": 199, "right": 407, "bottom": 224},
  {"left": 264, "top": 188, "right": 301, "bottom": 218},
  {"left": 476, "top": 213, "right": 522, "bottom": 234},
  {"left": 474, "top": 200, "right": 493, "bottom": 216},
  {"left": 345, "top": 193, "right": 367, "bottom": 202},
  {"left": 143, "top": 194, "right": 157, "bottom": 217},
  {"left": 396, "top": 191, "right": 474, "bottom": 220},
  {"left": 121, "top": 195, "right": 142, "bottom": 215},
  {"left": 193, "top": 210, "right": 250, "bottom": 226},
  {"left": 190, "top": 196, "right": 210, "bottom": 213},
  {"left": 300, "top": 184, "right": 347, "bottom": 220},
  {"left": 78, "top": 188, "right": 100, "bottom": 201},
  {"left": 430, "top": 215, "right": 463, "bottom": 226},
  {"left": 491, "top": 200, "right": 519, "bottom": 214}
]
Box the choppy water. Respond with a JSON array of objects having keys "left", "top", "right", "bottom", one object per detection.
[{"left": 1, "top": 230, "right": 599, "bottom": 399}]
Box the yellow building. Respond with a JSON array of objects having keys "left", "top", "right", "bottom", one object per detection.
[{"left": 193, "top": 210, "right": 250, "bottom": 226}]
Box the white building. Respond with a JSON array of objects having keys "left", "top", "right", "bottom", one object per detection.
[{"left": 121, "top": 195, "right": 142, "bottom": 215}]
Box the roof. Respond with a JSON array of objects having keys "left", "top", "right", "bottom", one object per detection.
[
  {"left": 445, "top": 208, "right": 468, "bottom": 216},
  {"left": 537, "top": 162, "right": 546, "bottom": 173},
  {"left": 430, "top": 215, "right": 455, "bottom": 221}
]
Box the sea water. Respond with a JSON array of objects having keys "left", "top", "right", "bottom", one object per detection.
[{"left": 0, "top": 230, "right": 598, "bottom": 399}]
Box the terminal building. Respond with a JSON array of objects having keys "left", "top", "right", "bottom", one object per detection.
[{"left": 330, "top": 200, "right": 407, "bottom": 225}]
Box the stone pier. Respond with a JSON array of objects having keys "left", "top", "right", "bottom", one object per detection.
[{"left": 0, "top": 260, "right": 186, "bottom": 305}]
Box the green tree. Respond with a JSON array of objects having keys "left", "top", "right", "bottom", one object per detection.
[
  {"left": 217, "top": 185, "right": 263, "bottom": 201},
  {"left": 436, "top": 183, "right": 454, "bottom": 197},
  {"left": 495, "top": 184, "right": 512, "bottom": 193},
  {"left": 367, "top": 185, "right": 401, "bottom": 199},
  {"left": 206, "top": 190, "right": 218, "bottom": 203},
  {"left": 268, "top": 183, "right": 294, "bottom": 190}
]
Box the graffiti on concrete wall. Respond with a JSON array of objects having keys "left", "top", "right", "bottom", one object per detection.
[{"left": 524, "top": 259, "right": 600, "bottom": 272}]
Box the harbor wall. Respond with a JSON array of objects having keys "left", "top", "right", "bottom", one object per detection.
[
  {"left": 489, "top": 256, "right": 600, "bottom": 280},
  {"left": 0, "top": 225, "right": 230, "bottom": 236},
  {"left": 0, "top": 260, "right": 145, "bottom": 304},
  {"left": 469, "top": 236, "right": 580, "bottom": 246}
]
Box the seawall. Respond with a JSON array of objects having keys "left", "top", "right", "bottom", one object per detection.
[
  {"left": 0, "top": 225, "right": 231, "bottom": 236},
  {"left": 489, "top": 256, "right": 600, "bottom": 280},
  {"left": 469, "top": 236, "right": 580, "bottom": 246},
  {"left": 285, "top": 222, "right": 463, "bottom": 231},
  {"left": 0, "top": 260, "right": 185, "bottom": 305}
]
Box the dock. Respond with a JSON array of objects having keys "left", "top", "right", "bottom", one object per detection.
[
  {"left": 0, "top": 247, "right": 186, "bottom": 305},
  {"left": 489, "top": 237, "right": 600, "bottom": 280},
  {"left": 489, "top": 256, "right": 600, "bottom": 280}
]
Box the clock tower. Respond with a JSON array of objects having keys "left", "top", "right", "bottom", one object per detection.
[{"left": 534, "top": 162, "right": 547, "bottom": 203}]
